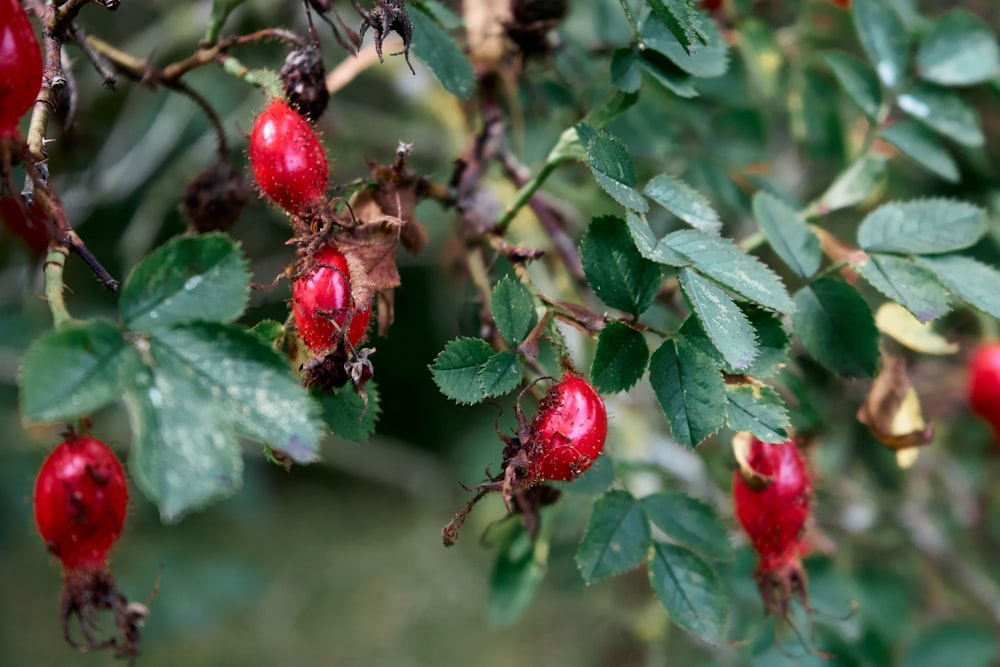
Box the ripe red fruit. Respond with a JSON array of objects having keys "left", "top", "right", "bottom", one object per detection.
[
  {"left": 0, "top": 0, "right": 43, "bottom": 135},
  {"left": 529, "top": 374, "right": 608, "bottom": 481},
  {"left": 732, "top": 437, "right": 812, "bottom": 616},
  {"left": 968, "top": 343, "right": 1000, "bottom": 439},
  {"left": 293, "top": 245, "right": 371, "bottom": 352},
  {"left": 34, "top": 435, "right": 129, "bottom": 571},
  {"left": 0, "top": 195, "right": 48, "bottom": 256},
  {"left": 249, "top": 98, "right": 329, "bottom": 213}
]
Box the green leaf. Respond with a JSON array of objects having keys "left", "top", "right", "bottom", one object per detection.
[
  {"left": 590, "top": 322, "right": 649, "bottom": 394},
  {"left": 641, "top": 493, "right": 733, "bottom": 561},
  {"left": 679, "top": 309, "right": 789, "bottom": 378},
  {"left": 644, "top": 174, "right": 722, "bottom": 234},
  {"left": 123, "top": 353, "right": 242, "bottom": 522},
  {"left": 641, "top": 5, "right": 727, "bottom": 78},
  {"left": 626, "top": 211, "right": 689, "bottom": 266},
  {"left": 679, "top": 268, "right": 759, "bottom": 371},
  {"left": 638, "top": 51, "right": 699, "bottom": 98},
  {"left": 852, "top": 0, "right": 910, "bottom": 89},
  {"left": 736, "top": 18, "right": 782, "bottom": 100},
  {"left": 150, "top": 323, "right": 323, "bottom": 463},
  {"left": 917, "top": 254, "right": 1000, "bottom": 318},
  {"left": 881, "top": 120, "right": 960, "bottom": 182},
  {"left": 822, "top": 51, "right": 882, "bottom": 119},
  {"left": 854, "top": 253, "right": 951, "bottom": 322},
  {"left": 491, "top": 275, "right": 537, "bottom": 346},
  {"left": 816, "top": 156, "right": 888, "bottom": 214},
  {"left": 409, "top": 5, "right": 474, "bottom": 100},
  {"left": 647, "top": 542, "right": 728, "bottom": 643},
  {"left": 611, "top": 48, "right": 642, "bottom": 93},
  {"left": 752, "top": 192, "right": 820, "bottom": 278},
  {"left": 581, "top": 215, "right": 662, "bottom": 315},
  {"left": 898, "top": 83, "right": 984, "bottom": 147},
  {"left": 900, "top": 621, "right": 998, "bottom": 667},
  {"left": 479, "top": 350, "right": 523, "bottom": 399},
  {"left": 857, "top": 199, "right": 986, "bottom": 254},
  {"left": 489, "top": 514, "right": 551, "bottom": 626},
  {"left": 576, "top": 490, "right": 652, "bottom": 584},
  {"left": 321, "top": 381, "right": 380, "bottom": 442},
  {"left": 725, "top": 384, "right": 790, "bottom": 443},
  {"left": 662, "top": 230, "right": 795, "bottom": 312},
  {"left": 19, "top": 319, "right": 140, "bottom": 423},
  {"left": 249, "top": 319, "right": 285, "bottom": 345},
  {"left": 916, "top": 11, "right": 1000, "bottom": 87},
  {"left": 792, "top": 278, "right": 880, "bottom": 378},
  {"left": 429, "top": 337, "right": 495, "bottom": 404},
  {"left": 649, "top": 339, "right": 726, "bottom": 448},
  {"left": 580, "top": 127, "right": 648, "bottom": 212},
  {"left": 120, "top": 233, "right": 250, "bottom": 332},
  {"left": 645, "top": 0, "right": 709, "bottom": 56}
]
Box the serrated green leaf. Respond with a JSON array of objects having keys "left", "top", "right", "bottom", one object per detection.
[
  {"left": 641, "top": 493, "right": 733, "bottom": 561},
  {"left": 881, "top": 121, "right": 960, "bottom": 182},
  {"left": 679, "top": 309, "right": 789, "bottom": 378},
  {"left": 663, "top": 230, "right": 795, "bottom": 312},
  {"left": 489, "top": 512, "right": 551, "bottom": 626},
  {"left": 641, "top": 5, "right": 727, "bottom": 78},
  {"left": 679, "top": 268, "right": 759, "bottom": 371},
  {"left": 725, "top": 384, "right": 790, "bottom": 443},
  {"left": 917, "top": 254, "right": 1000, "bottom": 318},
  {"left": 581, "top": 216, "right": 662, "bottom": 315},
  {"left": 855, "top": 253, "right": 952, "bottom": 322},
  {"left": 577, "top": 490, "right": 652, "bottom": 584},
  {"left": 480, "top": 350, "right": 523, "bottom": 398},
  {"left": 491, "top": 275, "right": 537, "bottom": 346},
  {"left": 752, "top": 192, "right": 820, "bottom": 278},
  {"left": 638, "top": 51, "right": 699, "bottom": 98},
  {"left": 120, "top": 233, "right": 250, "bottom": 332},
  {"left": 611, "top": 48, "right": 642, "bottom": 93},
  {"left": 852, "top": 0, "right": 909, "bottom": 89},
  {"left": 646, "top": 0, "right": 709, "bottom": 55},
  {"left": 429, "top": 337, "right": 494, "bottom": 404},
  {"left": 916, "top": 11, "right": 1000, "bottom": 87},
  {"left": 644, "top": 174, "right": 722, "bottom": 234},
  {"left": 580, "top": 127, "right": 648, "bottom": 212},
  {"left": 321, "top": 380, "right": 380, "bottom": 442},
  {"left": 626, "top": 211, "right": 689, "bottom": 266},
  {"left": 19, "top": 319, "right": 140, "bottom": 423},
  {"left": 649, "top": 339, "right": 726, "bottom": 448},
  {"left": 792, "top": 278, "right": 880, "bottom": 378},
  {"left": 823, "top": 51, "right": 882, "bottom": 119},
  {"left": 151, "top": 323, "right": 323, "bottom": 463},
  {"left": 647, "top": 542, "right": 728, "bottom": 643},
  {"left": 123, "top": 354, "right": 242, "bottom": 523},
  {"left": 857, "top": 199, "right": 986, "bottom": 254},
  {"left": 409, "top": 5, "right": 474, "bottom": 100},
  {"left": 898, "top": 83, "right": 984, "bottom": 147},
  {"left": 816, "top": 156, "right": 888, "bottom": 214},
  {"left": 590, "top": 322, "right": 649, "bottom": 394}
]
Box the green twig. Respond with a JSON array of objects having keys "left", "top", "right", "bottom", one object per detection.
[{"left": 43, "top": 246, "right": 76, "bottom": 330}]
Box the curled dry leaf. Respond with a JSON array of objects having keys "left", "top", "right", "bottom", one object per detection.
[
  {"left": 856, "top": 346, "right": 934, "bottom": 451},
  {"left": 732, "top": 431, "right": 773, "bottom": 490},
  {"left": 875, "top": 303, "right": 958, "bottom": 356}
]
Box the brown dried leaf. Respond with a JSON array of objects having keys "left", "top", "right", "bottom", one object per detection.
[{"left": 856, "top": 348, "right": 934, "bottom": 450}]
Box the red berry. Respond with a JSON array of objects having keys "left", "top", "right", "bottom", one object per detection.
[
  {"left": 34, "top": 435, "right": 129, "bottom": 571},
  {"left": 293, "top": 245, "right": 370, "bottom": 352},
  {"left": 0, "top": 196, "right": 48, "bottom": 256},
  {"left": 968, "top": 343, "right": 1000, "bottom": 438},
  {"left": 249, "top": 99, "right": 329, "bottom": 213},
  {"left": 529, "top": 375, "right": 608, "bottom": 481},
  {"left": 700, "top": 0, "right": 723, "bottom": 10},
  {"left": 0, "top": 0, "right": 43, "bottom": 136}
]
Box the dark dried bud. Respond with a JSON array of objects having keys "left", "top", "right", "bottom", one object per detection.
[
  {"left": 182, "top": 160, "right": 250, "bottom": 233},
  {"left": 281, "top": 46, "right": 330, "bottom": 122}
]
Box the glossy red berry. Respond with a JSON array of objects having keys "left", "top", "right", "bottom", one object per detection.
[
  {"left": 0, "top": 0, "right": 43, "bottom": 136},
  {"left": 249, "top": 99, "right": 329, "bottom": 213},
  {"left": 968, "top": 343, "right": 1000, "bottom": 438},
  {"left": 0, "top": 195, "right": 48, "bottom": 256},
  {"left": 293, "top": 245, "right": 371, "bottom": 352},
  {"left": 34, "top": 435, "right": 129, "bottom": 571},
  {"left": 529, "top": 375, "right": 608, "bottom": 481}
]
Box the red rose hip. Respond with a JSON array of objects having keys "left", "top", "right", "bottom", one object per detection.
[
  {"left": 968, "top": 343, "right": 1000, "bottom": 439},
  {"left": 293, "top": 245, "right": 371, "bottom": 352},
  {"left": 529, "top": 375, "right": 608, "bottom": 481},
  {"left": 0, "top": 0, "right": 43, "bottom": 135},
  {"left": 249, "top": 99, "right": 329, "bottom": 213}
]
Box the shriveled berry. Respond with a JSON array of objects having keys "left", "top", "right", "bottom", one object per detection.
[
  {"left": 182, "top": 159, "right": 250, "bottom": 233},
  {"left": 280, "top": 46, "right": 330, "bottom": 122},
  {"left": 249, "top": 99, "right": 329, "bottom": 213},
  {"left": 529, "top": 375, "right": 607, "bottom": 481},
  {"left": 0, "top": 0, "right": 43, "bottom": 135},
  {"left": 34, "top": 435, "right": 129, "bottom": 571},
  {"left": 293, "top": 245, "right": 371, "bottom": 352}
]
